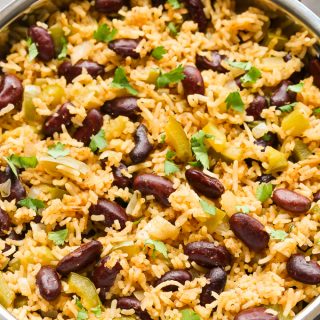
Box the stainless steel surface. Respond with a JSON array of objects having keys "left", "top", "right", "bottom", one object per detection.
[{"left": 0, "top": 0, "right": 319, "bottom": 319}]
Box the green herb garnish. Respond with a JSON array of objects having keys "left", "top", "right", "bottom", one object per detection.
[
  {"left": 240, "top": 67, "right": 262, "bottom": 85},
  {"left": 75, "top": 298, "right": 88, "bottom": 320},
  {"left": 91, "top": 305, "right": 102, "bottom": 317},
  {"left": 151, "top": 46, "right": 167, "bottom": 60},
  {"left": 256, "top": 182, "right": 273, "bottom": 202},
  {"left": 190, "top": 130, "right": 213, "bottom": 170},
  {"left": 5, "top": 155, "right": 38, "bottom": 177},
  {"left": 287, "top": 82, "right": 304, "bottom": 93},
  {"left": 18, "top": 197, "right": 45, "bottom": 212},
  {"left": 279, "top": 102, "right": 297, "bottom": 113},
  {"left": 94, "top": 23, "right": 117, "bottom": 43},
  {"left": 235, "top": 205, "right": 250, "bottom": 214},
  {"left": 27, "top": 38, "right": 38, "bottom": 61},
  {"left": 228, "top": 61, "right": 252, "bottom": 71},
  {"left": 167, "top": 0, "right": 181, "bottom": 9},
  {"left": 168, "top": 22, "right": 178, "bottom": 36},
  {"left": 269, "top": 229, "right": 288, "bottom": 241},
  {"left": 181, "top": 309, "right": 201, "bottom": 320},
  {"left": 48, "top": 229, "right": 68, "bottom": 246},
  {"left": 225, "top": 92, "right": 245, "bottom": 112},
  {"left": 58, "top": 37, "right": 68, "bottom": 60},
  {"left": 48, "top": 142, "right": 69, "bottom": 158},
  {"left": 111, "top": 67, "right": 138, "bottom": 95},
  {"left": 144, "top": 239, "right": 168, "bottom": 258},
  {"left": 199, "top": 199, "right": 216, "bottom": 215},
  {"left": 156, "top": 65, "right": 185, "bottom": 88},
  {"left": 89, "top": 129, "right": 107, "bottom": 152}
]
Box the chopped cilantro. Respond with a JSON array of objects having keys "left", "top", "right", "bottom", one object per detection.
[
  {"left": 94, "top": 23, "right": 117, "bottom": 43},
  {"left": 164, "top": 160, "right": 179, "bottom": 175},
  {"left": 313, "top": 107, "right": 320, "bottom": 116},
  {"left": 166, "top": 150, "right": 176, "bottom": 160},
  {"left": 58, "top": 37, "right": 68, "bottom": 60},
  {"left": 151, "top": 46, "right": 167, "bottom": 60},
  {"left": 236, "top": 205, "right": 250, "bottom": 214},
  {"left": 18, "top": 197, "right": 45, "bottom": 211},
  {"left": 111, "top": 67, "right": 138, "bottom": 95},
  {"left": 279, "top": 102, "right": 297, "bottom": 113},
  {"left": 3, "top": 157, "right": 18, "bottom": 177},
  {"left": 168, "top": 22, "right": 178, "bottom": 36},
  {"left": 228, "top": 61, "right": 252, "bottom": 71},
  {"left": 190, "top": 130, "right": 213, "bottom": 170},
  {"left": 262, "top": 133, "right": 272, "bottom": 142},
  {"left": 256, "top": 182, "right": 273, "bottom": 202},
  {"left": 269, "top": 229, "right": 288, "bottom": 241},
  {"left": 144, "top": 239, "right": 168, "bottom": 258},
  {"left": 160, "top": 133, "right": 166, "bottom": 143},
  {"left": 5, "top": 155, "right": 38, "bottom": 176},
  {"left": 156, "top": 65, "right": 185, "bottom": 88},
  {"left": 181, "top": 309, "right": 201, "bottom": 320},
  {"left": 167, "top": 0, "right": 181, "bottom": 9},
  {"left": 199, "top": 199, "right": 216, "bottom": 215},
  {"left": 48, "top": 228, "right": 68, "bottom": 246},
  {"left": 48, "top": 142, "right": 69, "bottom": 158},
  {"left": 75, "top": 298, "right": 88, "bottom": 320},
  {"left": 89, "top": 129, "right": 107, "bottom": 152},
  {"left": 91, "top": 305, "right": 102, "bottom": 317},
  {"left": 188, "top": 161, "right": 202, "bottom": 167},
  {"left": 287, "top": 82, "right": 304, "bottom": 93},
  {"left": 27, "top": 38, "right": 38, "bottom": 61},
  {"left": 240, "top": 67, "right": 262, "bottom": 85},
  {"left": 225, "top": 92, "right": 245, "bottom": 112}
]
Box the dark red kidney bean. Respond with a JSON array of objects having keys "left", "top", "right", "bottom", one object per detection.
[
  {"left": 133, "top": 173, "right": 175, "bottom": 207},
  {"left": 287, "top": 254, "right": 320, "bottom": 284},
  {"left": 235, "top": 307, "right": 278, "bottom": 320},
  {"left": 184, "top": 241, "right": 232, "bottom": 268},
  {"left": 95, "top": 0, "right": 125, "bottom": 13},
  {"left": 43, "top": 103, "right": 73, "bottom": 136},
  {"left": 313, "top": 191, "right": 320, "bottom": 202},
  {"left": 92, "top": 256, "right": 121, "bottom": 298},
  {"left": 185, "top": 168, "right": 225, "bottom": 199},
  {"left": 0, "top": 74, "right": 23, "bottom": 110},
  {"left": 256, "top": 174, "right": 274, "bottom": 184},
  {"left": 36, "top": 266, "right": 61, "bottom": 301},
  {"left": 73, "top": 109, "right": 103, "bottom": 145},
  {"left": 254, "top": 132, "right": 278, "bottom": 151},
  {"left": 155, "top": 270, "right": 192, "bottom": 292},
  {"left": 200, "top": 267, "right": 227, "bottom": 306},
  {"left": 56, "top": 240, "right": 102, "bottom": 275},
  {"left": 283, "top": 53, "right": 292, "bottom": 62},
  {"left": 309, "top": 58, "right": 320, "bottom": 89},
  {"left": 58, "top": 60, "right": 105, "bottom": 83},
  {"left": 129, "top": 124, "right": 153, "bottom": 164},
  {"left": 235, "top": 76, "right": 243, "bottom": 90},
  {"left": 89, "top": 199, "right": 128, "bottom": 230},
  {"left": 112, "top": 163, "right": 132, "bottom": 188},
  {"left": 272, "top": 189, "right": 311, "bottom": 214},
  {"left": 229, "top": 213, "right": 269, "bottom": 252},
  {"left": 246, "top": 95, "right": 268, "bottom": 120},
  {"left": 270, "top": 80, "right": 296, "bottom": 107},
  {"left": 28, "top": 26, "right": 55, "bottom": 62},
  {"left": 101, "top": 97, "right": 139, "bottom": 120},
  {"left": 0, "top": 208, "right": 11, "bottom": 237},
  {"left": 182, "top": 65, "right": 205, "bottom": 96},
  {"left": 182, "top": 0, "right": 208, "bottom": 32},
  {"left": 108, "top": 39, "right": 141, "bottom": 59},
  {"left": 117, "top": 296, "right": 152, "bottom": 320},
  {"left": 196, "top": 51, "right": 228, "bottom": 73}
]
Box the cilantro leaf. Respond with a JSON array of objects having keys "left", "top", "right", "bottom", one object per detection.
[
  {"left": 228, "top": 61, "right": 252, "bottom": 71},
  {"left": 91, "top": 305, "right": 102, "bottom": 317},
  {"left": 190, "top": 130, "right": 213, "bottom": 170},
  {"left": 225, "top": 92, "right": 244, "bottom": 112},
  {"left": 262, "top": 133, "right": 272, "bottom": 142},
  {"left": 269, "top": 229, "right": 288, "bottom": 241},
  {"left": 89, "top": 129, "right": 107, "bottom": 152},
  {"left": 18, "top": 197, "right": 45, "bottom": 211},
  {"left": 199, "top": 199, "right": 216, "bottom": 215},
  {"left": 287, "top": 82, "right": 304, "bottom": 93},
  {"left": 167, "top": 0, "right": 181, "bottom": 9},
  {"left": 48, "top": 229, "right": 68, "bottom": 246},
  {"left": 168, "top": 22, "right": 178, "bottom": 36},
  {"left": 235, "top": 205, "right": 250, "bottom": 214},
  {"left": 144, "top": 239, "right": 168, "bottom": 258},
  {"left": 256, "top": 182, "right": 273, "bottom": 202},
  {"left": 7, "top": 155, "right": 38, "bottom": 170},
  {"left": 181, "top": 309, "right": 201, "bottom": 320},
  {"left": 188, "top": 161, "right": 202, "bottom": 167},
  {"left": 313, "top": 107, "right": 320, "bottom": 116},
  {"left": 160, "top": 133, "right": 166, "bottom": 143},
  {"left": 111, "top": 67, "right": 138, "bottom": 95},
  {"left": 3, "top": 157, "right": 18, "bottom": 177},
  {"left": 279, "top": 102, "right": 297, "bottom": 113},
  {"left": 240, "top": 67, "right": 262, "bottom": 85},
  {"left": 166, "top": 150, "right": 176, "bottom": 160},
  {"left": 94, "top": 24, "right": 117, "bottom": 43},
  {"left": 48, "top": 142, "right": 69, "bottom": 158},
  {"left": 151, "top": 46, "right": 167, "bottom": 60},
  {"left": 75, "top": 298, "right": 88, "bottom": 320},
  {"left": 27, "top": 38, "right": 38, "bottom": 61},
  {"left": 156, "top": 65, "right": 185, "bottom": 88},
  {"left": 164, "top": 160, "right": 179, "bottom": 176},
  {"left": 58, "top": 37, "right": 68, "bottom": 60}
]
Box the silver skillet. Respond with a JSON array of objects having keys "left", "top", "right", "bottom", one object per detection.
[{"left": 0, "top": 0, "right": 319, "bottom": 319}]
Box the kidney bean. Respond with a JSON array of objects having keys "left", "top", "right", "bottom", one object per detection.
[
  {"left": 89, "top": 199, "right": 128, "bottom": 230},
  {"left": 133, "top": 173, "right": 175, "bottom": 207},
  {"left": 0, "top": 208, "right": 11, "bottom": 237},
  {"left": 36, "top": 266, "right": 61, "bottom": 301},
  {"left": 73, "top": 109, "right": 103, "bottom": 145},
  {"left": 0, "top": 166, "right": 26, "bottom": 202},
  {"left": 235, "top": 76, "right": 243, "bottom": 90},
  {"left": 185, "top": 168, "right": 225, "bottom": 199},
  {"left": 95, "top": 0, "right": 125, "bottom": 13},
  {"left": 270, "top": 80, "right": 296, "bottom": 107},
  {"left": 184, "top": 241, "right": 232, "bottom": 268},
  {"left": 235, "top": 307, "right": 278, "bottom": 320},
  {"left": 246, "top": 95, "right": 268, "bottom": 120},
  {"left": 117, "top": 296, "right": 152, "bottom": 320},
  {"left": 200, "top": 267, "right": 227, "bottom": 306},
  {"left": 313, "top": 191, "right": 320, "bottom": 202},
  {"left": 182, "top": 0, "right": 208, "bottom": 32},
  {"left": 92, "top": 256, "right": 121, "bottom": 299},
  {"left": 287, "top": 254, "right": 320, "bottom": 284},
  {"left": 229, "top": 213, "right": 269, "bottom": 252},
  {"left": 56, "top": 240, "right": 102, "bottom": 275},
  {"left": 112, "top": 163, "right": 132, "bottom": 188},
  {"left": 58, "top": 60, "right": 105, "bottom": 83},
  {"left": 283, "top": 53, "right": 292, "bottom": 62},
  {"left": 256, "top": 174, "right": 274, "bottom": 184},
  {"left": 196, "top": 51, "right": 228, "bottom": 73},
  {"left": 108, "top": 39, "right": 141, "bottom": 59},
  {"left": 155, "top": 270, "right": 192, "bottom": 291},
  {"left": 272, "top": 189, "right": 311, "bottom": 214},
  {"left": 309, "top": 58, "right": 320, "bottom": 89},
  {"left": 129, "top": 124, "right": 153, "bottom": 164},
  {"left": 182, "top": 65, "right": 205, "bottom": 97},
  {"left": 43, "top": 103, "right": 73, "bottom": 136},
  {"left": 101, "top": 97, "right": 139, "bottom": 120},
  {"left": 254, "top": 132, "right": 278, "bottom": 151},
  {"left": 28, "top": 26, "right": 55, "bottom": 62},
  {"left": 0, "top": 74, "right": 23, "bottom": 111}
]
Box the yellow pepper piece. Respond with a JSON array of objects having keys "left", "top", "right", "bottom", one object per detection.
[
  {"left": 0, "top": 272, "right": 15, "bottom": 308},
  {"left": 42, "top": 84, "right": 65, "bottom": 107},
  {"left": 49, "top": 24, "right": 65, "bottom": 55},
  {"left": 146, "top": 69, "right": 160, "bottom": 84},
  {"left": 68, "top": 273, "right": 100, "bottom": 310},
  {"left": 281, "top": 110, "right": 310, "bottom": 136},
  {"left": 205, "top": 208, "right": 227, "bottom": 233},
  {"left": 112, "top": 241, "right": 140, "bottom": 258},
  {"left": 22, "top": 85, "right": 42, "bottom": 123},
  {"left": 221, "top": 144, "right": 243, "bottom": 161},
  {"left": 165, "top": 117, "right": 192, "bottom": 162},
  {"left": 203, "top": 123, "right": 227, "bottom": 152},
  {"left": 265, "top": 147, "right": 288, "bottom": 173}
]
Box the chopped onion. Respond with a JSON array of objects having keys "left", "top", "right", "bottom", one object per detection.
[
  {"left": 0, "top": 179, "right": 11, "bottom": 198},
  {"left": 126, "top": 191, "right": 139, "bottom": 215},
  {"left": 71, "top": 41, "right": 93, "bottom": 65},
  {"left": 252, "top": 122, "right": 269, "bottom": 139},
  {"left": 112, "top": 241, "right": 135, "bottom": 251}
]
